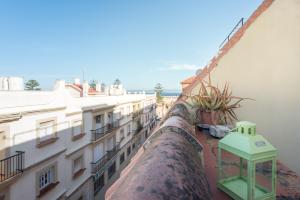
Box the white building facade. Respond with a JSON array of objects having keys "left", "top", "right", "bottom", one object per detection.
[{"left": 0, "top": 80, "right": 157, "bottom": 200}]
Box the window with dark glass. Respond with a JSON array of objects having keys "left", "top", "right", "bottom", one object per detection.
[
  {"left": 120, "top": 152, "right": 125, "bottom": 164},
  {"left": 95, "top": 115, "right": 102, "bottom": 124},
  {"left": 94, "top": 173, "right": 104, "bottom": 194},
  {"left": 108, "top": 162, "right": 116, "bottom": 179},
  {"left": 127, "top": 146, "right": 131, "bottom": 156}
]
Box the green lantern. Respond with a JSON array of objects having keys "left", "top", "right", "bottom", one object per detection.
[{"left": 217, "top": 121, "right": 277, "bottom": 200}]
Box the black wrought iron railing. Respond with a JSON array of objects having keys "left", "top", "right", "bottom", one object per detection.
[
  {"left": 91, "top": 144, "right": 120, "bottom": 174},
  {"left": 91, "top": 120, "right": 122, "bottom": 141},
  {"left": 107, "top": 145, "right": 120, "bottom": 160},
  {"left": 133, "top": 111, "right": 139, "bottom": 118},
  {"left": 133, "top": 126, "right": 143, "bottom": 135},
  {"left": 91, "top": 126, "right": 106, "bottom": 141},
  {"left": 0, "top": 151, "right": 25, "bottom": 182},
  {"left": 219, "top": 18, "right": 244, "bottom": 49},
  {"left": 91, "top": 155, "right": 107, "bottom": 175},
  {"left": 133, "top": 110, "right": 144, "bottom": 118},
  {"left": 93, "top": 133, "right": 143, "bottom": 194}
]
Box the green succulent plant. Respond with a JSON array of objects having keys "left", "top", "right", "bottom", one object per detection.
[{"left": 187, "top": 75, "right": 252, "bottom": 124}]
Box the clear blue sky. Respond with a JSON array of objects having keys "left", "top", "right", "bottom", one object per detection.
[{"left": 0, "top": 0, "right": 262, "bottom": 90}]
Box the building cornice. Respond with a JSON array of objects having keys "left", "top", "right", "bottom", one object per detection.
[{"left": 0, "top": 106, "right": 66, "bottom": 123}]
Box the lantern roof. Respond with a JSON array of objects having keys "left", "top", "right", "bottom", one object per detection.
[{"left": 219, "top": 121, "right": 277, "bottom": 160}]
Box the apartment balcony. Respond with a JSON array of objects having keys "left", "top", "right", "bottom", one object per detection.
[
  {"left": 112, "top": 119, "right": 121, "bottom": 129},
  {"left": 91, "top": 155, "right": 107, "bottom": 175},
  {"left": 149, "top": 105, "right": 155, "bottom": 112},
  {"left": 0, "top": 151, "right": 25, "bottom": 184},
  {"left": 91, "top": 126, "right": 106, "bottom": 141},
  {"left": 91, "top": 121, "right": 121, "bottom": 142},
  {"left": 133, "top": 110, "right": 143, "bottom": 119},
  {"left": 106, "top": 144, "right": 120, "bottom": 160},
  {"left": 115, "top": 112, "right": 124, "bottom": 121},
  {"left": 91, "top": 133, "right": 141, "bottom": 175},
  {"left": 133, "top": 126, "right": 143, "bottom": 135},
  {"left": 91, "top": 144, "right": 120, "bottom": 175}
]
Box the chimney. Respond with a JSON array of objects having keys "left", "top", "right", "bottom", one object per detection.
[
  {"left": 54, "top": 80, "right": 65, "bottom": 91},
  {"left": 96, "top": 81, "right": 101, "bottom": 92},
  {"left": 82, "top": 81, "right": 89, "bottom": 97},
  {"left": 74, "top": 78, "right": 80, "bottom": 85}
]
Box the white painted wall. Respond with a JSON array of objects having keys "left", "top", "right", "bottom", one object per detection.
[
  {"left": 10, "top": 153, "right": 66, "bottom": 200},
  {"left": 0, "top": 87, "right": 157, "bottom": 200},
  {"left": 191, "top": 0, "right": 300, "bottom": 173},
  {"left": 8, "top": 110, "right": 67, "bottom": 168}
]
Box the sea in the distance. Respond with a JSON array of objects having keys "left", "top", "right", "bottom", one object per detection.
[{"left": 128, "top": 90, "right": 181, "bottom": 97}]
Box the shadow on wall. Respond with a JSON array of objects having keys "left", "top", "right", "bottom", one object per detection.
[
  {"left": 0, "top": 119, "right": 95, "bottom": 199},
  {"left": 0, "top": 102, "right": 157, "bottom": 200}
]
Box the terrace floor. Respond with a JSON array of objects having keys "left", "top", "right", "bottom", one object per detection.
[{"left": 195, "top": 128, "right": 300, "bottom": 200}]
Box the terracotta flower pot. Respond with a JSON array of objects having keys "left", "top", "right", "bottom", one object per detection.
[{"left": 197, "top": 110, "right": 220, "bottom": 125}]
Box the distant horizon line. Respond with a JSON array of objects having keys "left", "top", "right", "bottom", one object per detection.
[{"left": 127, "top": 89, "right": 181, "bottom": 92}]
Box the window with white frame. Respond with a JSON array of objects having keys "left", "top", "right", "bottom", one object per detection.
[
  {"left": 73, "top": 155, "right": 84, "bottom": 176},
  {"left": 72, "top": 120, "right": 82, "bottom": 137},
  {"left": 95, "top": 114, "right": 104, "bottom": 130},
  {"left": 38, "top": 163, "right": 57, "bottom": 193},
  {"left": 38, "top": 120, "right": 56, "bottom": 142},
  {"left": 95, "top": 115, "right": 103, "bottom": 124}
]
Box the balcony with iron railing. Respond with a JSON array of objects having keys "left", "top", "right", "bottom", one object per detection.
[
  {"left": 106, "top": 144, "right": 120, "bottom": 160},
  {"left": 115, "top": 112, "right": 124, "bottom": 121},
  {"left": 0, "top": 151, "right": 25, "bottom": 183},
  {"left": 133, "top": 110, "right": 143, "bottom": 118},
  {"left": 91, "top": 119, "right": 121, "bottom": 142},
  {"left": 91, "top": 131, "right": 143, "bottom": 175},
  {"left": 91, "top": 144, "right": 120, "bottom": 175},
  {"left": 133, "top": 126, "right": 143, "bottom": 135},
  {"left": 91, "top": 155, "right": 107, "bottom": 175},
  {"left": 112, "top": 119, "right": 121, "bottom": 129}
]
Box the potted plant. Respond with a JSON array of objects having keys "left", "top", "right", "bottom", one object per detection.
[{"left": 186, "top": 76, "right": 251, "bottom": 125}]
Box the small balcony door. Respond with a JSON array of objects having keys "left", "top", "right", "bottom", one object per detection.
[
  {"left": 93, "top": 142, "right": 104, "bottom": 162},
  {"left": 95, "top": 115, "right": 104, "bottom": 129},
  {"left": 107, "top": 112, "right": 113, "bottom": 124},
  {"left": 106, "top": 136, "right": 115, "bottom": 151}
]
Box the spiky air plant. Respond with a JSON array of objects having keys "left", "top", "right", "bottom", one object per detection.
[{"left": 187, "top": 74, "right": 253, "bottom": 124}]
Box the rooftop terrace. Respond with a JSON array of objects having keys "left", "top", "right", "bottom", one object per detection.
[{"left": 106, "top": 100, "right": 300, "bottom": 200}]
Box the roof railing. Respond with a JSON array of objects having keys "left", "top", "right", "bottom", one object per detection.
[{"left": 219, "top": 18, "right": 244, "bottom": 49}]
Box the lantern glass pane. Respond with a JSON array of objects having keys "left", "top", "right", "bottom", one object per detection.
[
  {"left": 220, "top": 149, "right": 245, "bottom": 180},
  {"left": 219, "top": 149, "right": 249, "bottom": 199},
  {"left": 255, "top": 160, "right": 273, "bottom": 198}
]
